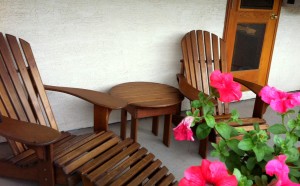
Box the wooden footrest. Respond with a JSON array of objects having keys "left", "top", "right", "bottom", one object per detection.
[
  {"left": 80, "top": 139, "right": 178, "bottom": 186},
  {"left": 51, "top": 131, "right": 177, "bottom": 185}
]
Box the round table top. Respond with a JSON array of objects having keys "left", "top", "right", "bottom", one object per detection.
[{"left": 109, "top": 82, "right": 183, "bottom": 108}]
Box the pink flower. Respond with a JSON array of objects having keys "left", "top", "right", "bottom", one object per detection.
[
  {"left": 266, "top": 155, "right": 300, "bottom": 186},
  {"left": 210, "top": 70, "right": 242, "bottom": 103},
  {"left": 291, "top": 92, "right": 300, "bottom": 106},
  {"left": 179, "top": 159, "right": 238, "bottom": 186},
  {"left": 259, "top": 86, "right": 300, "bottom": 113},
  {"left": 173, "top": 116, "right": 194, "bottom": 141},
  {"left": 179, "top": 166, "right": 205, "bottom": 186},
  {"left": 259, "top": 86, "right": 279, "bottom": 104}
]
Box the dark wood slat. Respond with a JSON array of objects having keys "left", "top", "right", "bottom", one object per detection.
[
  {"left": 110, "top": 153, "right": 155, "bottom": 186},
  {"left": 54, "top": 133, "right": 94, "bottom": 156},
  {"left": 0, "top": 79, "right": 17, "bottom": 119},
  {"left": 181, "top": 34, "right": 190, "bottom": 85},
  {"left": 0, "top": 34, "right": 36, "bottom": 123},
  {"left": 0, "top": 52, "right": 27, "bottom": 121},
  {"left": 86, "top": 143, "right": 140, "bottom": 182},
  {"left": 63, "top": 136, "right": 120, "bottom": 174},
  {"left": 9, "top": 149, "right": 35, "bottom": 164},
  {"left": 158, "top": 174, "right": 176, "bottom": 186},
  {"left": 80, "top": 138, "right": 133, "bottom": 174},
  {"left": 6, "top": 34, "right": 47, "bottom": 126},
  {"left": 55, "top": 131, "right": 114, "bottom": 165},
  {"left": 185, "top": 32, "right": 197, "bottom": 88},
  {"left": 204, "top": 31, "right": 213, "bottom": 78},
  {"left": 211, "top": 34, "right": 223, "bottom": 115},
  {"left": 0, "top": 58, "right": 26, "bottom": 154},
  {"left": 19, "top": 39, "right": 58, "bottom": 130},
  {"left": 144, "top": 166, "right": 169, "bottom": 186},
  {"left": 97, "top": 149, "right": 151, "bottom": 186},
  {"left": 127, "top": 159, "right": 162, "bottom": 186},
  {"left": 197, "top": 30, "right": 209, "bottom": 94},
  {"left": 191, "top": 30, "right": 202, "bottom": 91}
]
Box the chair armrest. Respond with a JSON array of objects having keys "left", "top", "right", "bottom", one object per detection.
[
  {"left": 233, "top": 78, "right": 269, "bottom": 118},
  {"left": 233, "top": 78, "right": 263, "bottom": 95},
  {"left": 44, "top": 85, "right": 126, "bottom": 110},
  {"left": 177, "top": 74, "right": 217, "bottom": 104},
  {"left": 0, "top": 116, "right": 61, "bottom": 146}
]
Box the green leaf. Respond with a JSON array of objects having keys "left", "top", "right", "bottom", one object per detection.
[
  {"left": 233, "top": 168, "right": 242, "bottom": 181},
  {"left": 191, "top": 100, "right": 201, "bottom": 108},
  {"left": 285, "top": 147, "right": 299, "bottom": 162},
  {"left": 246, "top": 157, "right": 256, "bottom": 171},
  {"left": 290, "top": 167, "right": 300, "bottom": 177},
  {"left": 236, "top": 127, "right": 247, "bottom": 135},
  {"left": 210, "top": 150, "right": 220, "bottom": 157},
  {"left": 230, "top": 109, "right": 240, "bottom": 121},
  {"left": 205, "top": 115, "right": 216, "bottom": 128},
  {"left": 268, "top": 124, "right": 287, "bottom": 134},
  {"left": 203, "top": 103, "right": 214, "bottom": 116},
  {"left": 254, "top": 123, "right": 260, "bottom": 131},
  {"left": 192, "top": 109, "right": 200, "bottom": 117},
  {"left": 196, "top": 124, "right": 211, "bottom": 140},
  {"left": 287, "top": 119, "right": 297, "bottom": 129},
  {"left": 238, "top": 138, "right": 254, "bottom": 151},
  {"left": 227, "top": 139, "right": 244, "bottom": 155},
  {"left": 215, "top": 122, "right": 232, "bottom": 139},
  {"left": 186, "top": 110, "right": 192, "bottom": 116},
  {"left": 253, "top": 145, "right": 265, "bottom": 162},
  {"left": 198, "top": 92, "right": 207, "bottom": 102}
]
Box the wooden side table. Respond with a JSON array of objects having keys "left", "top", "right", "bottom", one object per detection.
[{"left": 109, "top": 82, "right": 183, "bottom": 146}]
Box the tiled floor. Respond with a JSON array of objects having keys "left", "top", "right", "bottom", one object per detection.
[{"left": 0, "top": 99, "right": 280, "bottom": 185}]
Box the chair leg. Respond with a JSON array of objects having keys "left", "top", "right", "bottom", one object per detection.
[
  {"left": 130, "top": 117, "right": 138, "bottom": 143},
  {"left": 198, "top": 137, "right": 208, "bottom": 159},
  {"left": 152, "top": 116, "right": 159, "bottom": 136},
  {"left": 163, "top": 114, "right": 172, "bottom": 147},
  {"left": 121, "top": 109, "right": 127, "bottom": 139}
]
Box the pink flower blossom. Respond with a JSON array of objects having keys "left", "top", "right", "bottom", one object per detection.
[
  {"left": 291, "top": 92, "right": 300, "bottom": 106},
  {"left": 179, "top": 159, "right": 238, "bottom": 186},
  {"left": 173, "top": 116, "right": 194, "bottom": 141},
  {"left": 266, "top": 155, "right": 300, "bottom": 186},
  {"left": 259, "top": 86, "right": 279, "bottom": 104},
  {"left": 259, "top": 86, "right": 300, "bottom": 113},
  {"left": 210, "top": 70, "right": 242, "bottom": 103}
]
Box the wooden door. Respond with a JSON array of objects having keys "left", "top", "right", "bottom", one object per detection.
[{"left": 223, "top": 0, "right": 282, "bottom": 87}]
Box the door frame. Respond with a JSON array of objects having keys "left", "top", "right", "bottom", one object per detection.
[{"left": 223, "top": 0, "right": 282, "bottom": 87}]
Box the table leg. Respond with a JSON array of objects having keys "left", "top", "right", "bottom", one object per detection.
[
  {"left": 163, "top": 114, "right": 172, "bottom": 147},
  {"left": 152, "top": 116, "right": 159, "bottom": 136},
  {"left": 121, "top": 109, "right": 127, "bottom": 139},
  {"left": 131, "top": 117, "right": 138, "bottom": 143}
]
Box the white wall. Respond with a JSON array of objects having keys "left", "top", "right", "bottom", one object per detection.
[{"left": 0, "top": 0, "right": 299, "bottom": 131}]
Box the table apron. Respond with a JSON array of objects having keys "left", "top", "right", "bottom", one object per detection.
[{"left": 126, "top": 104, "right": 180, "bottom": 118}]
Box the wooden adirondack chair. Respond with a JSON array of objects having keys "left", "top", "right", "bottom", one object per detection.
[
  {"left": 0, "top": 33, "right": 177, "bottom": 186},
  {"left": 177, "top": 30, "right": 269, "bottom": 158}
]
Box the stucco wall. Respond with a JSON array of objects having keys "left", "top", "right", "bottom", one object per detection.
[{"left": 0, "top": 0, "right": 299, "bottom": 131}]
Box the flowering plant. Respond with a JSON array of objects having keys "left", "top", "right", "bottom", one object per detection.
[{"left": 174, "top": 70, "right": 300, "bottom": 185}]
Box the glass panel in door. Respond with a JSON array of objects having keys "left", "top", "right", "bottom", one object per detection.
[
  {"left": 240, "top": 0, "right": 274, "bottom": 9},
  {"left": 231, "top": 23, "right": 266, "bottom": 71}
]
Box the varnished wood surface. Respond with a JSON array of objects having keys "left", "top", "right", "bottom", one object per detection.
[
  {"left": 109, "top": 82, "right": 183, "bottom": 108},
  {"left": 45, "top": 85, "right": 126, "bottom": 110},
  {"left": 110, "top": 82, "right": 183, "bottom": 146},
  {"left": 0, "top": 116, "right": 61, "bottom": 146}
]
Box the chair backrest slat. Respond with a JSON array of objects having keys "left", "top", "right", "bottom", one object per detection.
[
  {"left": 181, "top": 30, "right": 230, "bottom": 115},
  {"left": 0, "top": 33, "right": 58, "bottom": 155},
  {"left": 190, "top": 31, "right": 202, "bottom": 92},
  {"left": 196, "top": 30, "right": 209, "bottom": 94},
  {"left": 6, "top": 35, "right": 47, "bottom": 126},
  {"left": 19, "top": 39, "right": 58, "bottom": 130}
]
